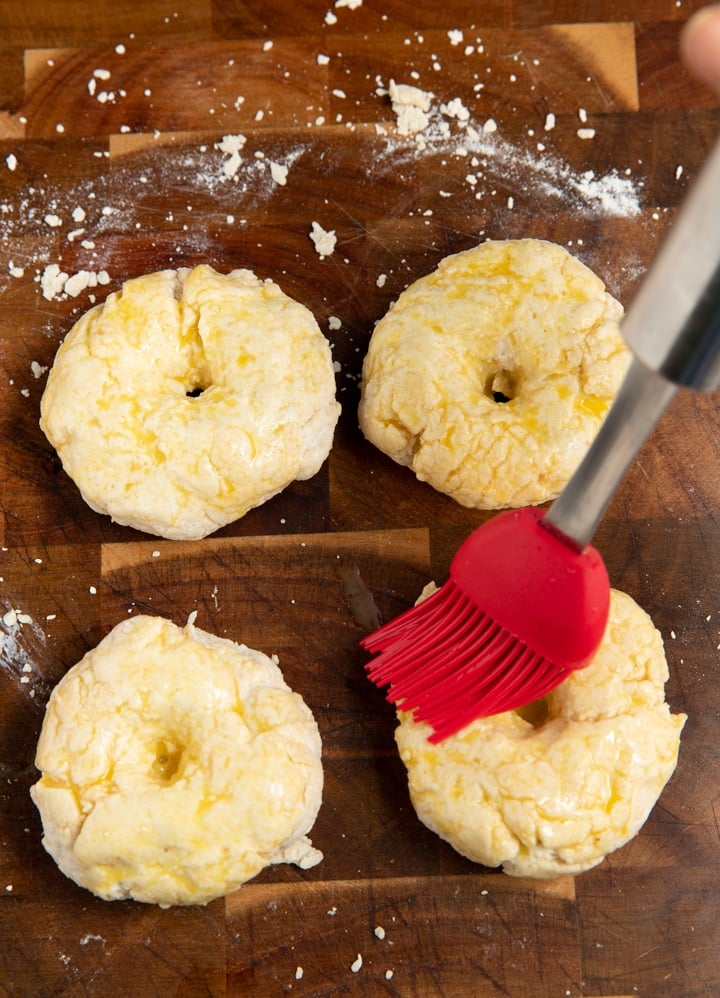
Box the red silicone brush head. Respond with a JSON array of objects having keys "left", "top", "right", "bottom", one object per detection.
[{"left": 361, "top": 507, "right": 610, "bottom": 742}]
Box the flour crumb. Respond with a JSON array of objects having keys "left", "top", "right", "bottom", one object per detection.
[
  {"left": 40, "top": 264, "right": 69, "bottom": 301},
  {"left": 6, "top": 153, "right": 17, "bottom": 171},
  {"left": 79, "top": 934, "right": 105, "bottom": 946},
  {"left": 3, "top": 608, "right": 33, "bottom": 627},
  {"left": 442, "top": 97, "right": 470, "bottom": 123},
  {"left": 374, "top": 925, "right": 386, "bottom": 939},
  {"left": 544, "top": 112, "right": 556, "bottom": 131},
  {"left": 295, "top": 967, "right": 304, "bottom": 980},
  {"left": 271, "top": 835, "right": 323, "bottom": 870},
  {"left": 63, "top": 271, "right": 93, "bottom": 297},
  {"left": 388, "top": 80, "right": 434, "bottom": 136},
  {"left": 215, "top": 134, "right": 247, "bottom": 178},
  {"left": 309, "top": 221, "right": 337, "bottom": 259},
  {"left": 269, "top": 161, "right": 289, "bottom": 185}
]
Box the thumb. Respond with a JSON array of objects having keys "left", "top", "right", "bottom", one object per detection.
[{"left": 680, "top": 4, "right": 720, "bottom": 93}]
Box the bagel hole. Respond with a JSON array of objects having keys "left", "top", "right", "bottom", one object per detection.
[
  {"left": 152, "top": 738, "right": 183, "bottom": 782},
  {"left": 515, "top": 696, "right": 549, "bottom": 727},
  {"left": 485, "top": 369, "right": 517, "bottom": 403}
]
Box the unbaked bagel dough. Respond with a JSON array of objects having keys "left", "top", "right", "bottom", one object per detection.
[
  {"left": 31, "top": 615, "right": 324, "bottom": 906},
  {"left": 40, "top": 265, "right": 341, "bottom": 540},
  {"left": 395, "top": 589, "right": 685, "bottom": 878},
  {"left": 359, "top": 239, "right": 631, "bottom": 509}
]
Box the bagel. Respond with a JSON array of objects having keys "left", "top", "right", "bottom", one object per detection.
[
  {"left": 31, "top": 614, "right": 324, "bottom": 906},
  {"left": 40, "top": 265, "right": 341, "bottom": 540},
  {"left": 395, "top": 588, "right": 686, "bottom": 878},
  {"left": 359, "top": 239, "right": 630, "bottom": 509}
]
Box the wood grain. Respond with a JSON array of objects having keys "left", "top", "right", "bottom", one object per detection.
[{"left": 2, "top": 1, "right": 720, "bottom": 995}]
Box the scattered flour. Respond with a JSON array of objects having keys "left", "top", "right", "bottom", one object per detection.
[
  {"left": 88, "top": 67, "right": 126, "bottom": 105},
  {"left": 40, "top": 264, "right": 111, "bottom": 301}
]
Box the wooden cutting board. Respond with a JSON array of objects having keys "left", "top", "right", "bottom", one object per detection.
[{"left": 2, "top": 1, "right": 720, "bottom": 995}]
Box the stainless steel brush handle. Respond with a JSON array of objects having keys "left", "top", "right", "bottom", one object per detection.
[
  {"left": 623, "top": 134, "right": 720, "bottom": 390},
  {"left": 545, "top": 134, "right": 720, "bottom": 549},
  {"left": 544, "top": 359, "right": 676, "bottom": 548}
]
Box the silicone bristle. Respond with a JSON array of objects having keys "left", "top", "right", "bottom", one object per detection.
[
  {"left": 361, "top": 584, "right": 462, "bottom": 655},
  {"left": 362, "top": 580, "right": 571, "bottom": 742},
  {"left": 416, "top": 649, "right": 569, "bottom": 743}
]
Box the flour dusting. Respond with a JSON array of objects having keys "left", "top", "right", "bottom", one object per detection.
[
  {"left": 0, "top": 605, "right": 47, "bottom": 699},
  {"left": 377, "top": 90, "right": 641, "bottom": 218},
  {"left": 0, "top": 52, "right": 647, "bottom": 307}
]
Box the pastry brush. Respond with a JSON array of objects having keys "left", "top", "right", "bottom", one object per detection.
[{"left": 361, "top": 134, "right": 720, "bottom": 743}]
